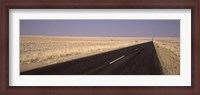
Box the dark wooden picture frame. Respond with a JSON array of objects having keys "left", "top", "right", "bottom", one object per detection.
[{"left": 0, "top": 0, "right": 199, "bottom": 95}]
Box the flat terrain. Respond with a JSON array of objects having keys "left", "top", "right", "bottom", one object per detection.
[
  {"left": 21, "top": 41, "right": 163, "bottom": 75},
  {"left": 20, "top": 36, "right": 180, "bottom": 75},
  {"left": 20, "top": 36, "right": 151, "bottom": 72},
  {"left": 153, "top": 38, "right": 180, "bottom": 75}
]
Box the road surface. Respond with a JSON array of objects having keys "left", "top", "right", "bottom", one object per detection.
[{"left": 21, "top": 41, "right": 163, "bottom": 75}]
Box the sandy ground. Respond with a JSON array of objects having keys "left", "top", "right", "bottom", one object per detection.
[
  {"left": 153, "top": 38, "right": 180, "bottom": 75},
  {"left": 21, "top": 42, "right": 163, "bottom": 75},
  {"left": 20, "top": 35, "right": 151, "bottom": 72}
]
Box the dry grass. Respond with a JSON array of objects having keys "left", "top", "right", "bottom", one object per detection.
[
  {"left": 153, "top": 38, "right": 180, "bottom": 75},
  {"left": 20, "top": 35, "right": 151, "bottom": 72}
]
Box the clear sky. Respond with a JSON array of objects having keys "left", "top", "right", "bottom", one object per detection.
[{"left": 20, "top": 20, "right": 180, "bottom": 37}]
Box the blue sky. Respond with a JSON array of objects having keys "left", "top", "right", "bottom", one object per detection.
[{"left": 20, "top": 20, "right": 180, "bottom": 37}]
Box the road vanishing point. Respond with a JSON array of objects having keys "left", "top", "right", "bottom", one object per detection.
[{"left": 21, "top": 41, "right": 163, "bottom": 75}]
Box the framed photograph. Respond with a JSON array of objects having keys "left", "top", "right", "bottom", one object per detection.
[{"left": 1, "top": 0, "right": 199, "bottom": 94}]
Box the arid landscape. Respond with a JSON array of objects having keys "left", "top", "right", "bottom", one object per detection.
[
  {"left": 20, "top": 36, "right": 151, "bottom": 72},
  {"left": 20, "top": 20, "right": 180, "bottom": 75},
  {"left": 153, "top": 38, "right": 180, "bottom": 75},
  {"left": 20, "top": 36, "right": 180, "bottom": 75}
]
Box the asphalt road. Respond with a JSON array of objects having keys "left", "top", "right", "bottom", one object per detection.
[{"left": 21, "top": 41, "right": 163, "bottom": 75}]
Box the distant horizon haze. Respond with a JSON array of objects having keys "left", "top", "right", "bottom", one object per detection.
[
  {"left": 20, "top": 35, "right": 180, "bottom": 38},
  {"left": 20, "top": 20, "right": 180, "bottom": 37}
]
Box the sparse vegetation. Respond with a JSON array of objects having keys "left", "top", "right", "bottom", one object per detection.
[
  {"left": 20, "top": 35, "right": 151, "bottom": 72},
  {"left": 153, "top": 38, "right": 180, "bottom": 75}
]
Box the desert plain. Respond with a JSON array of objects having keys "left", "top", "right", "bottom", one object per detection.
[{"left": 20, "top": 36, "right": 180, "bottom": 75}]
